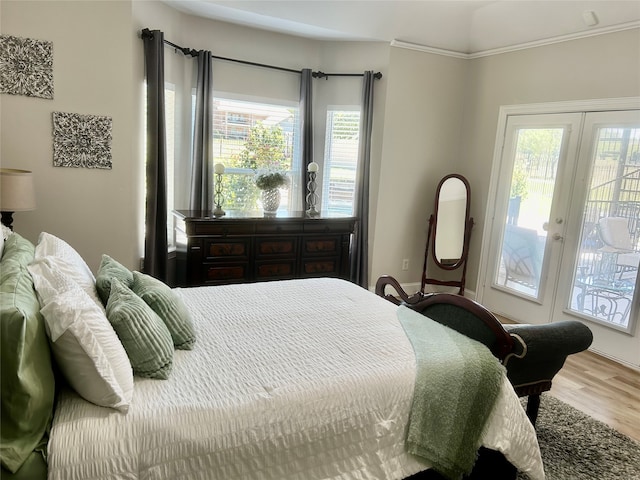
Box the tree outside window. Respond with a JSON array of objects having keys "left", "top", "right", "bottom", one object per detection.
[{"left": 212, "top": 98, "right": 296, "bottom": 212}]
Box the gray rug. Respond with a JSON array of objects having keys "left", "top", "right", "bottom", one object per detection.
[{"left": 517, "top": 394, "right": 640, "bottom": 480}]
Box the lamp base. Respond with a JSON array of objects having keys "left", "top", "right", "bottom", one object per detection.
[
  {"left": 1, "top": 211, "right": 15, "bottom": 230},
  {"left": 212, "top": 206, "right": 226, "bottom": 217},
  {"left": 306, "top": 207, "right": 320, "bottom": 217}
]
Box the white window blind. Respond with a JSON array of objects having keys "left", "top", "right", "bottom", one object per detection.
[
  {"left": 323, "top": 109, "right": 361, "bottom": 215},
  {"left": 165, "top": 85, "right": 176, "bottom": 246}
]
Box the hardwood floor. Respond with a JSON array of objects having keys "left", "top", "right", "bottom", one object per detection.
[{"left": 548, "top": 349, "right": 640, "bottom": 442}]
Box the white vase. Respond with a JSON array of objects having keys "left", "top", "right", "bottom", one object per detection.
[{"left": 261, "top": 188, "right": 281, "bottom": 214}]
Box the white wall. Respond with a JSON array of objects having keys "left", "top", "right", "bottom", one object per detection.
[
  {"left": 1, "top": 0, "right": 137, "bottom": 273},
  {"left": 370, "top": 46, "right": 467, "bottom": 288}
]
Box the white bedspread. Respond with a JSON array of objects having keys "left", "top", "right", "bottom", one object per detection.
[{"left": 48, "top": 278, "right": 544, "bottom": 480}]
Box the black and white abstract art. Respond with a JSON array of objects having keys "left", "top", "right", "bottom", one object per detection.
[
  {"left": 52, "top": 112, "right": 113, "bottom": 169},
  {"left": 0, "top": 34, "right": 53, "bottom": 99}
]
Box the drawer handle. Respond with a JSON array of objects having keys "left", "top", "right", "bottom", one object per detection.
[{"left": 191, "top": 246, "right": 201, "bottom": 250}]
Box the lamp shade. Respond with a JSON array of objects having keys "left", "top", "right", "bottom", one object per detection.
[{"left": 0, "top": 169, "right": 36, "bottom": 212}]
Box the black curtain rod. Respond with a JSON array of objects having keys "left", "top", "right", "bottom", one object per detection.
[
  {"left": 313, "top": 71, "right": 382, "bottom": 80},
  {"left": 142, "top": 29, "right": 381, "bottom": 79}
]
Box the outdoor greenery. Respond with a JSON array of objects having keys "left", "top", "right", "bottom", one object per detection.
[
  {"left": 222, "top": 122, "right": 291, "bottom": 210},
  {"left": 255, "top": 171, "right": 289, "bottom": 190},
  {"left": 510, "top": 162, "right": 529, "bottom": 199}
]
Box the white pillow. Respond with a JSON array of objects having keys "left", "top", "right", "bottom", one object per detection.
[
  {"left": 0, "top": 224, "right": 11, "bottom": 259},
  {"left": 34, "top": 232, "right": 102, "bottom": 309},
  {"left": 1, "top": 224, "right": 12, "bottom": 241},
  {"left": 28, "top": 257, "right": 82, "bottom": 307},
  {"left": 28, "top": 259, "right": 134, "bottom": 412}
]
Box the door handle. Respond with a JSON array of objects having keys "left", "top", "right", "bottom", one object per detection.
[{"left": 552, "top": 233, "right": 563, "bottom": 241}]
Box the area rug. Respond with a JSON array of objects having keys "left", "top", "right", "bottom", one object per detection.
[{"left": 517, "top": 394, "right": 640, "bottom": 480}]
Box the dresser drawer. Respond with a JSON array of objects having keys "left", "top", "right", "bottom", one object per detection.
[
  {"left": 192, "top": 223, "right": 255, "bottom": 236},
  {"left": 302, "top": 236, "right": 339, "bottom": 256},
  {"left": 255, "top": 237, "right": 297, "bottom": 257},
  {"left": 255, "top": 221, "right": 303, "bottom": 234},
  {"left": 203, "top": 239, "right": 250, "bottom": 260},
  {"left": 300, "top": 257, "right": 339, "bottom": 276},
  {"left": 202, "top": 263, "right": 249, "bottom": 283},
  {"left": 255, "top": 260, "right": 296, "bottom": 280},
  {"left": 304, "top": 220, "right": 354, "bottom": 233}
]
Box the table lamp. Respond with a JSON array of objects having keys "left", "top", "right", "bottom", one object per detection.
[{"left": 0, "top": 168, "right": 36, "bottom": 230}]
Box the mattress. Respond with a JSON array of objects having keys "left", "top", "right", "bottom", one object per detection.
[{"left": 47, "top": 278, "right": 544, "bottom": 480}]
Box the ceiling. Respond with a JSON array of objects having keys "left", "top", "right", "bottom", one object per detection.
[{"left": 161, "top": 0, "right": 640, "bottom": 55}]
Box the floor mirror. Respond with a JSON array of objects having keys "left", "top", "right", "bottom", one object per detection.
[{"left": 420, "top": 174, "right": 474, "bottom": 295}]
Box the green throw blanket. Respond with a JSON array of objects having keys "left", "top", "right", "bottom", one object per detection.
[{"left": 398, "top": 306, "right": 506, "bottom": 480}]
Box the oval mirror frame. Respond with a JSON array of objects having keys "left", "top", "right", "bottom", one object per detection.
[{"left": 431, "top": 174, "right": 471, "bottom": 270}]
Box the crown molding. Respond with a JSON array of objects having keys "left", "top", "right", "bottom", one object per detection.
[
  {"left": 392, "top": 21, "right": 640, "bottom": 60},
  {"left": 390, "top": 40, "right": 469, "bottom": 59}
]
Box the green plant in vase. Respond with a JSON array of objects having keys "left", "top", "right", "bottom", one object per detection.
[{"left": 255, "top": 171, "right": 289, "bottom": 214}]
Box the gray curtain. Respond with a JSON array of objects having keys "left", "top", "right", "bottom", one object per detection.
[
  {"left": 350, "top": 71, "right": 375, "bottom": 288},
  {"left": 299, "top": 68, "right": 313, "bottom": 209},
  {"left": 142, "top": 29, "right": 168, "bottom": 281},
  {"left": 189, "top": 50, "right": 214, "bottom": 212}
]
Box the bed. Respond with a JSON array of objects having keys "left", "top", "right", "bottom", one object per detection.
[{"left": 1, "top": 231, "right": 545, "bottom": 480}]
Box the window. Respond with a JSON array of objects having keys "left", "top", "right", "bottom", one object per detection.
[
  {"left": 322, "top": 108, "right": 361, "bottom": 215},
  {"left": 144, "top": 82, "right": 177, "bottom": 247},
  {"left": 212, "top": 96, "right": 300, "bottom": 212},
  {"left": 165, "top": 85, "right": 176, "bottom": 246}
]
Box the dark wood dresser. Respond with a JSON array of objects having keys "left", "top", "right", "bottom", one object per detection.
[{"left": 173, "top": 210, "right": 356, "bottom": 287}]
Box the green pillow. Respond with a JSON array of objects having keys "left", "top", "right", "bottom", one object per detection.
[
  {"left": 0, "top": 234, "right": 55, "bottom": 473},
  {"left": 131, "top": 271, "right": 196, "bottom": 350},
  {"left": 105, "top": 278, "right": 173, "bottom": 379},
  {"left": 95, "top": 254, "right": 134, "bottom": 305}
]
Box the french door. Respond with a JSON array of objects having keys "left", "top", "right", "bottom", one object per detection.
[{"left": 478, "top": 102, "right": 640, "bottom": 368}]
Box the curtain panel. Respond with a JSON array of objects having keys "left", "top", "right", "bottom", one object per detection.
[
  {"left": 142, "top": 29, "right": 168, "bottom": 281},
  {"left": 350, "top": 71, "right": 376, "bottom": 288},
  {"left": 189, "top": 51, "right": 214, "bottom": 212},
  {"left": 299, "top": 68, "right": 314, "bottom": 210}
]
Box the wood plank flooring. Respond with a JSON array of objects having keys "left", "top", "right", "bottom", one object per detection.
[{"left": 548, "top": 349, "right": 640, "bottom": 442}]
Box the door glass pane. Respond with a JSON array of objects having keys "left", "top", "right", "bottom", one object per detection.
[
  {"left": 495, "top": 128, "right": 565, "bottom": 298},
  {"left": 569, "top": 126, "right": 640, "bottom": 329}
]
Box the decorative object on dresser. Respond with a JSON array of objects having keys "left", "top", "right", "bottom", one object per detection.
[
  {"left": 0, "top": 168, "right": 36, "bottom": 230},
  {"left": 419, "top": 174, "right": 474, "bottom": 296},
  {"left": 173, "top": 210, "right": 356, "bottom": 287},
  {"left": 212, "top": 163, "right": 225, "bottom": 217},
  {"left": 255, "top": 171, "right": 289, "bottom": 215},
  {"left": 306, "top": 161, "right": 320, "bottom": 217}
]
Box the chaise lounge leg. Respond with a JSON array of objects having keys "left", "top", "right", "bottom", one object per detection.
[{"left": 526, "top": 394, "right": 541, "bottom": 426}]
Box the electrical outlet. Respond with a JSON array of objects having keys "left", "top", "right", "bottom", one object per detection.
[{"left": 402, "top": 258, "right": 409, "bottom": 271}]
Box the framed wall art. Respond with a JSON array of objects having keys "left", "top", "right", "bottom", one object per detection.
[
  {"left": 52, "top": 112, "right": 113, "bottom": 169},
  {"left": 0, "top": 34, "right": 53, "bottom": 99}
]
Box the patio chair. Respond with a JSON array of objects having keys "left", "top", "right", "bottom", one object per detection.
[
  {"left": 501, "top": 224, "right": 543, "bottom": 290},
  {"left": 375, "top": 275, "right": 593, "bottom": 425},
  {"left": 598, "top": 217, "right": 640, "bottom": 279}
]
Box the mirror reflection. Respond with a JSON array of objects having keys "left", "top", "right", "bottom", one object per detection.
[{"left": 435, "top": 177, "right": 467, "bottom": 266}]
